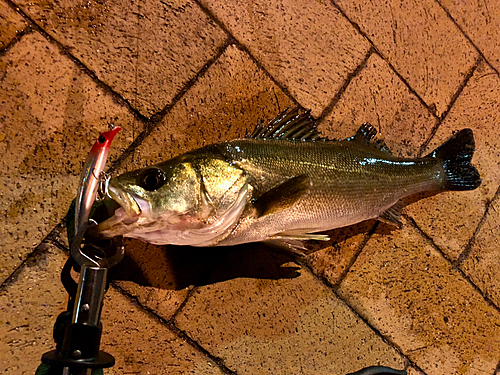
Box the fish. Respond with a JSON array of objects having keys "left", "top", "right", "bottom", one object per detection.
[
  {"left": 74, "top": 126, "right": 121, "bottom": 236},
  {"left": 92, "top": 107, "right": 480, "bottom": 247}
]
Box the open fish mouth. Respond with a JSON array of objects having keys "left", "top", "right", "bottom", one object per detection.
[{"left": 94, "top": 184, "right": 144, "bottom": 234}]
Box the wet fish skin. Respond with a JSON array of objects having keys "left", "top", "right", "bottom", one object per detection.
[{"left": 93, "top": 108, "right": 480, "bottom": 247}]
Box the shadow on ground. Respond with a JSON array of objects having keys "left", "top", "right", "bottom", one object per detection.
[
  {"left": 108, "top": 241, "right": 303, "bottom": 290},
  {"left": 107, "top": 219, "right": 388, "bottom": 290}
]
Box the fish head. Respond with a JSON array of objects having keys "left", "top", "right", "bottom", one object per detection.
[{"left": 93, "top": 154, "right": 250, "bottom": 246}]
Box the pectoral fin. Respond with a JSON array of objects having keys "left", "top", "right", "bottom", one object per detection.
[
  {"left": 254, "top": 174, "right": 310, "bottom": 217},
  {"left": 378, "top": 201, "right": 404, "bottom": 228},
  {"left": 269, "top": 230, "right": 330, "bottom": 241}
]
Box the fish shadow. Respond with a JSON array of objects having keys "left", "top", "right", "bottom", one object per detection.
[{"left": 109, "top": 240, "right": 303, "bottom": 290}]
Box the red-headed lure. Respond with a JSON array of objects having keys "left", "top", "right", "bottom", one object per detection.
[{"left": 75, "top": 126, "right": 121, "bottom": 235}]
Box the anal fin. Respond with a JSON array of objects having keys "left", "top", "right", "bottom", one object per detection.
[
  {"left": 378, "top": 201, "right": 404, "bottom": 228},
  {"left": 254, "top": 174, "right": 310, "bottom": 217}
]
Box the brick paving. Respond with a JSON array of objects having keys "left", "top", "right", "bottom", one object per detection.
[{"left": 1, "top": 0, "right": 499, "bottom": 374}]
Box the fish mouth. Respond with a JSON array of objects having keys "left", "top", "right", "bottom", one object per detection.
[{"left": 93, "top": 183, "right": 144, "bottom": 235}]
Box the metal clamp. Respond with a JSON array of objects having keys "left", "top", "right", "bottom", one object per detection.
[{"left": 70, "top": 220, "right": 124, "bottom": 269}]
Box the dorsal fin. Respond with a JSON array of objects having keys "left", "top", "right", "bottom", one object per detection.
[
  {"left": 349, "top": 123, "right": 392, "bottom": 154},
  {"left": 247, "top": 107, "right": 324, "bottom": 142},
  {"left": 352, "top": 123, "right": 377, "bottom": 145}
]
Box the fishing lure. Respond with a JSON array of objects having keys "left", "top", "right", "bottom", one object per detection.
[{"left": 74, "top": 126, "right": 121, "bottom": 236}]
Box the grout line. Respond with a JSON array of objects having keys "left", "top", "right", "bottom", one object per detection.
[
  {"left": 0, "top": 224, "right": 65, "bottom": 292},
  {"left": 327, "top": 0, "right": 440, "bottom": 120},
  {"left": 333, "top": 290, "right": 429, "bottom": 375},
  {"left": 5, "top": 0, "right": 149, "bottom": 124},
  {"left": 301, "top": 257, "right": 427, "bottom": 374},
  {"left": 169, "top": 285, "right": 198, "bottom": 323},
  {"left": 416, "top": 118, "right": 442, "bottom": 158},
  {"left": 149, "top": 37, "right": 231, "bottom": 125},
  {"left": 456, "top": 183, "right": 500, "bottom": 266},
  {"left": 494, "top": 360, "right": 500, "bottom": 375},
  {"left": 417, "top": 55, "right": 482, "bottom": 156},
  {"left": 145, "top": 37, "right": 231, "bottom": 124},
  {"left": 0, "top": 25, "right": 32, "bottom": 56},
  {"left": 232, "top": 42, "right": 302, "bottom": 109},
  {"left": 167, "top": 324, "right": 238, "bottom": 375},
  {"left": 333, "top": 222, "right": 378, "bottom": 290},
  {"left": 193, "top": 0, "right": 301, "bottom": 109},
  {"left": 316, "top": 47, "right": 374, "bottom": 124},
  {"left": 107, "top": 39, "right": 232, "bottom": 173},
  {"left": 112, "top": 283, "right": 237, "bottom": 375},
  {"left": 435, "top": 0, "right": 500, "bottom": 77},
  {"left": 405, "top": 214, "right": 500, "bottom": 315},
  {"left": 439, "top": 55, "right": 483, "bottom": 121},
  {"left": 51, "top": 234, "right": 70, "bottom": 253}
]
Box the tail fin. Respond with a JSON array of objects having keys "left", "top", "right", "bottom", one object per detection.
[{"left": 426, "top": 129, "right": 481, "bottom": 191}]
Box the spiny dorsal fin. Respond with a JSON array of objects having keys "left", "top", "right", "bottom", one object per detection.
[
  {"left": 378, "top": 200, "right": 404, "bottom": 228},
  {"left": 248, "top": 107, "right": 324, "bottom": 142},
  {"left": 254, "top": 174, "right": 310, "bottom": 217}
]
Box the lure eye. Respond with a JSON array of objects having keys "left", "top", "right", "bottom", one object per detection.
[
  {"left": 139, "top": 168, "right": 166, "bottom": 191},
  {"left": 98, "top": 134, "right": 106, "bottom": 144}
]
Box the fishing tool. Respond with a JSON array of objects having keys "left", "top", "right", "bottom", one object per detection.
[{"left": 38, "top": 126, "right": 123, "bottom": 375}]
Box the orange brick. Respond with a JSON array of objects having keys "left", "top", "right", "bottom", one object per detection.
[
  {"left": 441, "top": 0, "right": 500, "bottom": 73},
  {"left": 338, "top": 218, "right": 500, "bottom": 375},
  {"left": 461, "top": 195, "right": 500, "bottom": 307},
  {"left": 14, "top": 0, "right": 227, "bottom": 117},
  {"left": 407, "top": 60, "right": 500, "bottom": 260},
  {"left": 0, "top": 0, "right": 27, "bottom": 49},
  {"left": 110, "top": 238, "right": 191, "bottom": 321},
  {"left": 0, "top": 244, "right": 67, "bottom": 373},
  {"left": 322, "top": 52, "right": 437, "bottom": 157},
  {"left": 307, "top": 220, "right": 375, "bottom": 287},
  {"left": 335, "top": 0, "right": 478, "bottom": 117},
  {"left": 199, "top": 0, "right": 370, "bottom": 117}
]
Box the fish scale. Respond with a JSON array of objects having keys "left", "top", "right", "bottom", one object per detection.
[{"left": 212, "top": 138, "right": 443, "bottom": 246}]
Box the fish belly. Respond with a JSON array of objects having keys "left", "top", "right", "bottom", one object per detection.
[{"left": 215, "top": 139, "right": 442, "bottom": 245}]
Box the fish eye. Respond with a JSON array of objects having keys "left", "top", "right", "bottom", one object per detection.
[
  {"left": 139, "top": 168, "right": 166, "bottom": 191},
  {"left": 98, "top": 134, "right": 106, "bottom": 144}
]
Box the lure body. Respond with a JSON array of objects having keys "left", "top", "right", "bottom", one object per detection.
[{"left": 74, "top": 127, "right": 121, "bottom": 235}]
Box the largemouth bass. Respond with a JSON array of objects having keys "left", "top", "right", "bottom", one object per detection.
[{"left": 93, "top": 108, "right": 480, "bottom": 247}]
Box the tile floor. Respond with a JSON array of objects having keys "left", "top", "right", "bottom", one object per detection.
[{"left": 1, "top": 0, "right": 499, "bottom": 374}]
